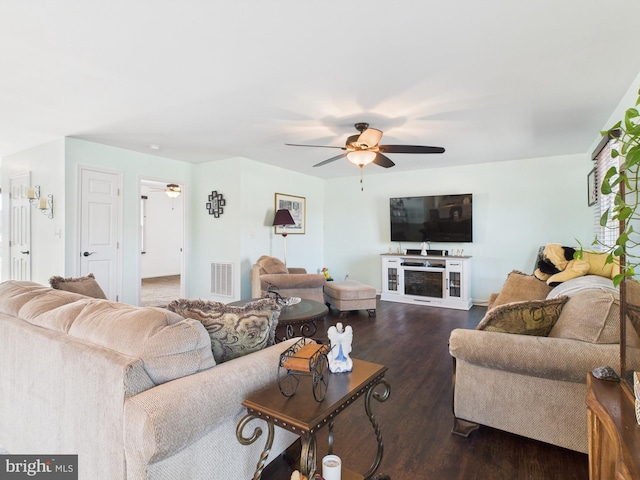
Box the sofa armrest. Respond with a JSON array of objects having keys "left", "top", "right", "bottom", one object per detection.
[
  {"left": 260, "top": 273, "right": 326, "bottom": 290},
  {"left": 449, "top": 328, "right": 620, "bottom": 383},
  {"left": 124, "top": 338, "right": 299, "bottom": 464}
]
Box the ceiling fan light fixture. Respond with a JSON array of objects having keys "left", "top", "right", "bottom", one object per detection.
[
  {"left": 347, "top": 150, "right": 376, "bottom": 167},
  {"left": 165, "top": 184, "right": 181, "bottom": 198}
]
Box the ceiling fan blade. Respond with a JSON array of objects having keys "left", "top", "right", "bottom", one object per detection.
[
  {"left": 313, "top": 153, "right": 347, "bottom": 167},
  {"left": 378, "top": 145, "right": 445, "bottom": 154},
  {"left": 373, "top": 153, "right": 395, "bottom": 168},
  {"left": 286, "top": 143, "right": 345, "bottom": 150},
  {"left": 357, "top": 128, "right": 383, "bottom": 147},
  {"left": 345, "top": 134, "right": 360, "bottom": 146}
]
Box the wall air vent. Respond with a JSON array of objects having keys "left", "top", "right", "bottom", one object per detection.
[{"left": 210, "top": 261, "right": 234, "bottom": 297}]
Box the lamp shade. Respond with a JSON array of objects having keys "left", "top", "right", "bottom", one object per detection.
[
  {"left": 273, "top": 209, "right": 295, "bottom": 227},
  {"left": 165, "top": 184, "right": 181, "bottom": 198},
  {"left": 347, "top": 150, "right": 376, "bottom": 167}
]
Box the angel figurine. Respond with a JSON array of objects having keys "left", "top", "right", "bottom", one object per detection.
[{"left": 327, "top": 322, "right": 353, "bottom": 373}]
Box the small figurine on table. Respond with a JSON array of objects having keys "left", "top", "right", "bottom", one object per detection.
[
  {"left": 327, "top": 322, "right": 353, "bottom": 373},
  {"left": 322, "top": 267, "right": 333, "bottom": 281}
]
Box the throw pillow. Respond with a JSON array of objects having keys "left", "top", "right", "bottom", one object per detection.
[
  {"left": 476, "top": 296, "right": 568, "bottom": 336},
  {"left": 257, "top": 256, "right": 288, "bottom": 275},
  {"left": 547, "top": 289, "right": 618, "bottom": 343},
  {"left": 490, "top": 270, "right": 553, "bottom": 309},
  {"left": 49, "top": 273, "right": 107, "bottom": 299},
  {"left": 626, "top": 279, "right": 640, "bottom": 307},
  {"left": 167, "top": 298, "right": 280, "bottom": 363}
]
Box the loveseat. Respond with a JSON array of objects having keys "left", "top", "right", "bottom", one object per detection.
[
  {"left": 250, "top": 255, "right": 326, "bottom": 303},
  {"left": 449, "top": 271, "right": 638, "bottom": 453},
  {"left": 0, "top": 280, "right": 298, "bottom": 479}
]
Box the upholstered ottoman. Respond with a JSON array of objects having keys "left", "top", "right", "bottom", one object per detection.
[{"left": 323, "top": 281, "right": 377, "bottom": 318}]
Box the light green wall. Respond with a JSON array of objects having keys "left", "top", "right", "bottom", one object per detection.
[
  {"left": 187, "top": 158, "right": 324, "bottom": 300},
  {"left": 5, "top": 74, "right": 639, "bottom": 304},
  {"left": 1, "top": 139, "right": 66, "bottom": 284},
  {"left": 323, "top": 153, "right": 593, "bottom": 303},
  {"left": 64, "top": 138, "right": 192, "bottom": 304},
  {"left": 0, "top": 139, "right": 603, "bottom": 306}
]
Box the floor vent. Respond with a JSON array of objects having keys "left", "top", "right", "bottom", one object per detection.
[{"left": 210, "top": 262, "right": 234, "bottom": 297}]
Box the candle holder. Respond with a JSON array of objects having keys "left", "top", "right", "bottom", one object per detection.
[
  {"left": 38, "top": 194, "right": 54, "bottom": 219},
  {"left": 27, "top": 185, "right": 41, "bottom": 205}
]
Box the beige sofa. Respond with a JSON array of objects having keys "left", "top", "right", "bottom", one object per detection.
[
  {"left": 449, "top": 272, "right": 633, "bottom": 453},
  {"left": 250, "top": 255, "right": 326, "bottom": 303},
  {"left": 0, "top": 280, "right": 298, "bottom": 479}
]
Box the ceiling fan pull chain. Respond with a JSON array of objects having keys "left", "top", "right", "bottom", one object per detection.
[{"left": 360, "top": 166, "right": 364, "bottom": 191}]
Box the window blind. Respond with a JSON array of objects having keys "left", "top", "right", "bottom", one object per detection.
[{"left": 592, "top": 134, "right": 620, "bottom": 251}]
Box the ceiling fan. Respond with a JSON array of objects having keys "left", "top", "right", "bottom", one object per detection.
[{"left": 286, "top": 122, "right": 445, "bottom": 169}]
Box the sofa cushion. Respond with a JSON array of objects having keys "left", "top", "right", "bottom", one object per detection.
[
  {"left": 68, "top": 301, "right": 216, "bottom": 385},
  {"left": 547, "top": 289, "right": 618, "bottom": 343},
  {"left": 167, "top": 298, "right": 280, "bottom": 363},
  {"left": 0, "top": 280, "right": 55, "bottom": 316},
  {"left": 257, "top": 255, "right": 288, "bottom": 275},
  {"left": 490, "top": 270, "right": 553, "bottom": 309},
  {"left": 477, "top": 296, "right": 568, "bottom": 336},
  {"left": 546, "top": 276, "right": 621, "bottom": 344},
  {"left": 49, "top": 273, "right": 107, "bottom": 299}
]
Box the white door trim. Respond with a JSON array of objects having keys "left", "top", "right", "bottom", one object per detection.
[{"left": 138, "top": 176, "right": 187, "bottom": 304}]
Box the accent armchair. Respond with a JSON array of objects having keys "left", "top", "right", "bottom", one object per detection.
[{"left": 250, "top": 255, "right": 326, "bottom": 303}]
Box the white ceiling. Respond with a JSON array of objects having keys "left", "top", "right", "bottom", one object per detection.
[{"left": 2, "top": 1, "right": 640, "bottom": 178}]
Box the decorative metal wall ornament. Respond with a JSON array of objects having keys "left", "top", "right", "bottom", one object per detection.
[{"left": 206, "top": 191, "right": 225, "bottom": 217}]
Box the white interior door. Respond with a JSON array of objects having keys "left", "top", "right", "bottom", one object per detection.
[
  {"left": 9, "top": 172, "right": 31, "bottom": 280},
  {"left": 80, "top": 168, "right": 121, "bottom": 301}
]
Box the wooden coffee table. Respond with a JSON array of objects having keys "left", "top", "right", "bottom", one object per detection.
[
  {"left": 236, "top": 358, "right": 390, "bottom": 480},
  {"left": 229, "top": 298, "right": 328, "bottom": 342}
]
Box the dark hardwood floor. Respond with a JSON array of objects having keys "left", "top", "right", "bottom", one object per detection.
[{"left": 262, "top": 299, "right": 589, "bottom": 480}]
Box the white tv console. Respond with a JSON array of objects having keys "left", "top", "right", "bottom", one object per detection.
[{"left": 380, "top": 254, "right": 472, "bottom": 310}]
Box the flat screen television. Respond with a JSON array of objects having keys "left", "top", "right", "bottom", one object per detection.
[{"left": 390, "top": 194, "right": 473, "bottom": 243}]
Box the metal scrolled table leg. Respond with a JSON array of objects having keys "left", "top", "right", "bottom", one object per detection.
[
  {"left": 236, "top": 413, "right": 275, "bottom": 480},
  {"left": 363, "top": 378, "right": 391, "bottom": 480},
  {"left": 300, "top": 435, "right": 317, "bottom": 478},
  {"left": 299, "top": 319, "right": 318, "bottom": 338}
]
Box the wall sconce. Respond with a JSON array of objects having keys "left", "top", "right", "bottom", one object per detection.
[
  {"left": 27, "top": 185, "right": 54, "bottom": 218},
  {"left": 27, "top": 185, "right": 40, "bottom": 205},
  {"left": 38, "top": 194, "right": 54, "bottom": 219}
]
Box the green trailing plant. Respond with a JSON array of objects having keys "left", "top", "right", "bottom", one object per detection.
[{"left": 595, "top": 87, "right": 640, "bottom": 286}]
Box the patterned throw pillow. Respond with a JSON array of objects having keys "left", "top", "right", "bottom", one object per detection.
[
  {"left": 49, "top": 273, "right": 107, "bottom": 299},
  {"left": 167, "top": 298, "right": 280, "bottom": 363},
  {"left": 476, "top": 296, "right": 568, "bottom": 336}
]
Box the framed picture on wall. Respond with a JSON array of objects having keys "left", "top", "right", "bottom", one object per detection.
[
  {"left": 274, "top": 193, "right": 305, "bottom": 234},
  {"left": 587, "top": 168, "right": 597, "bottom": 207}
]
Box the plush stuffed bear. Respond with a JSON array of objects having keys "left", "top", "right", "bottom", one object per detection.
[{"left": 534, "top": 243, "right": 618, "bottom": 286}]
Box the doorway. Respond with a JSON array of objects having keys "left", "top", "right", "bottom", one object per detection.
[{"left": 140, "top": 179, "right": 185, "bottom": 306}]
